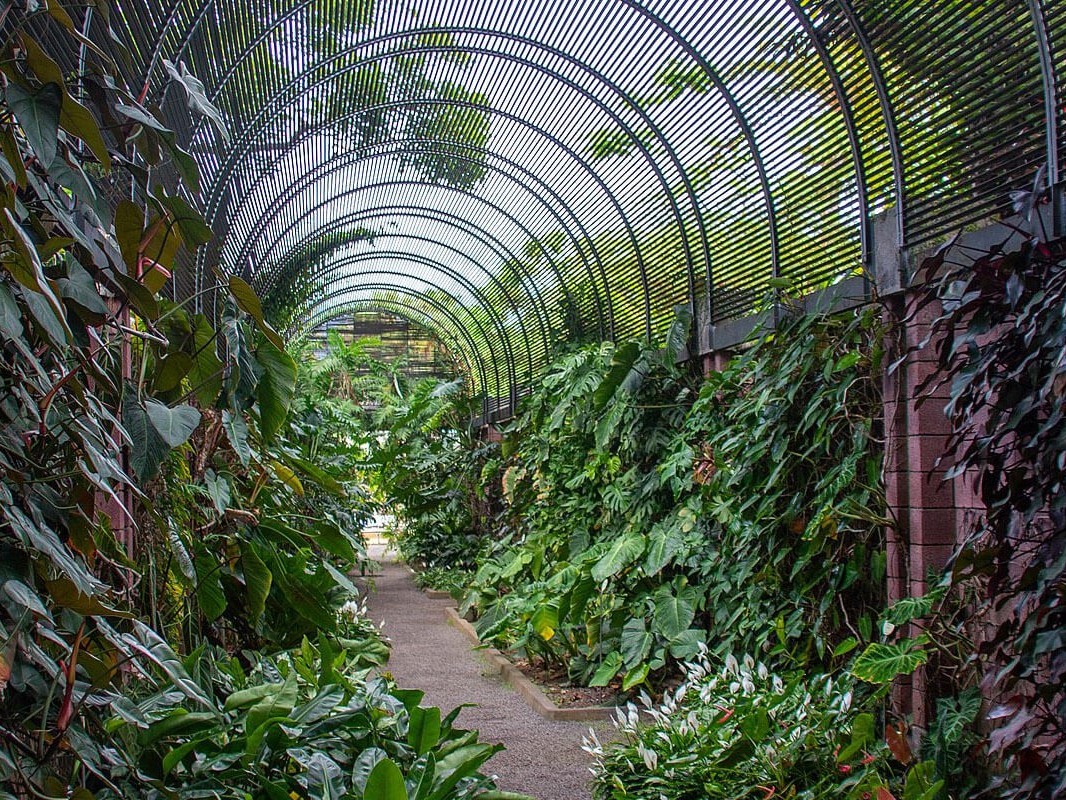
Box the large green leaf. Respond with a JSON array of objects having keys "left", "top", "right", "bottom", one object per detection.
[
  {"left": 145, "top": 399, "right": 200, "bottom": 448},
  {"left": 123, "top": 393, "right": 169, "bottom": 481},
  {"left": 228, "top": 275, "right": 284, "bottom": 349},
  {"left": 239, "top": 541, "right": 272, "bottom": 622},
  {"left": 427, "top": 744, "right": 500, "bottom": 800},
  {"left": 193, "top": 546, "right": 226, "bottom": 621},
  {"left": 163, "top": 59, "right": 230, "bottom": 143},
  {"left": 593, "top": 341, "right": 642, "bottom": 409},
  {"left": 364, "top": 757, "right": 408, "bottom": 800},
  {"left": 642, "top": 525, "right": 683, "bottom": 576},
  {"left": 244, "top": 672, "right": 298, "bottom": 734},
  {"left": 6, "top": 81, "right": 61, "bottom": 167},
  {"left": 589, "top": 651, "right": 623, "bottom": 687},
  {"left": 407, "top": 706, "right": 442, "bottom": 755},
  {"left": 530, "top": 603, "right": 558, "bottom": 641},
  {"left": 186, "top": 312, "right": 223, "bottom": 404},
  {"left": 222, "top": 410, "right": 251, "bottom": 466},
  {"left": 591, "top": 534, "right": 644, "bottom": 582},
  {"left": 851, "top": 638, "right": 929, "bottom": 684},
  {"left": 620, "top": 617, "right": 652, "bottom": 669},
  {"left": 652, "top": 584, "right": 698, "bottom": 640},
  {"left": 256, "top": 340, "right": 297, "bottom": 442},
  {"left": 154, "top": 192, "right": 212, "bottom": 247},
  {"left": 351, "top": 747, "right": 389, "bottom": 795}
]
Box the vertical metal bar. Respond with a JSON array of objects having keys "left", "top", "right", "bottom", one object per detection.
[
  {"left": 1027, "top": 0, "right": 1063, "bottom": 237},
  {"left": 833, "top": 0, "right": 907, "bottom": 272}
]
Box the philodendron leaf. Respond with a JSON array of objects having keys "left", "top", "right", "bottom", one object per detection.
[
  {"left": 6, "top": 81, "right": 61, "bottom": 167},
  {"left": 620, "top": 617, "right": 652, "bottom": 669},
  {"left": 589, "top": 651, "right": 623, "bottom": 687},
  {"left": 851, "top": 637, "right": 929, "bottom": 684},
  {"left": 163, "top": 60, "right": 231, "bottom": 144},
  {"left": 145, "top": 399, "right": 201, "bottom": 447},
  {"left": 652, "top": 584, "right": 698, "bottom": 640},
  {"left": 256, "top": 341, "right": 296, "bottom": 443},
  {"left": 591, "top": 534, "right": 644, "bottom": 582},
  {"left": 123, "top": 393, "right": 168, "bottom": 481},
  {"left": 364, "top": 757, "right": 408, "bottom": 800}
]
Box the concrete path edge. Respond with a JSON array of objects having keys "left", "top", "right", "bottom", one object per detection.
[{"left": 443, "top": 607, "right": 617, "bottom": 723}]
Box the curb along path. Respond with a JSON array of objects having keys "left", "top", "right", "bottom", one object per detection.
[{"left": 360, "top": 549, "right": 611, "bottom": 800}]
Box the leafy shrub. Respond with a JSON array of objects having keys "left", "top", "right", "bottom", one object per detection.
[
  {"left": 464, "top": 305, "right": 885, "bottom": 689},
  {"left": 587, "top": 651, "right": 977, "bottom": 800},
  {"left": 912, "top": 210, "right": 1066, "bottom": 796},
  {"left": 103, "top": 617, "right": 520, "bottom": 800},
  {"left": 413, "top": 567, "right": 477, "bottom": 600}
]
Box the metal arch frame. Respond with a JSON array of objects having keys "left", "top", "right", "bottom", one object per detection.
[
  {"left": 832, "top": 0, "right": 907, "bottom": 253},
  {"left": 615, "top": 0, "right": 780, "bottom": 306},
  {"left": 783, "top": 0, "right": 870, "bottom": 282},
  {"left": 247, "top": 182, "right": 561, "bottom": 354},
  {"left": 233, "top": 143, "right": 607, "bottom": 339},
  {"left": 198, "top": 91, "right": 646, "bottom": 337},
  {"left": 275, "top": 245, "right": 534, "bottom": 391},
  {"left": 261, "top": 202, "right": 599, "bottom": 346},
  {"left": 1027, "top": 0, "right": 1063, "bottom": 235},
  {"left": 225, "top": 135, "right": 612, "bottom": 337},
  {"left": 298, "top": 280, "right": 507, "bottom": 399},
  {"left": 296, "top": 283, "right": 511, "bottom": 411},
  {"left": 192, "top": 33, "right": 714, "bottom": 337},
  {"left": 203, "top": 101, "right": 652, "bottom": 342},
  {"left": 294, "top": 294, "right": 486, "bottom": 398}
]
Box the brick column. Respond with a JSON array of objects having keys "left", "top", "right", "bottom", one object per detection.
[{"left": 882, "top": 289, "right": 961, "bottom": 722}]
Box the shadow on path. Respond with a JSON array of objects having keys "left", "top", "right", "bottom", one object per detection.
[{"left": 360, "top": 550, "right": 607, "bottom": 800}]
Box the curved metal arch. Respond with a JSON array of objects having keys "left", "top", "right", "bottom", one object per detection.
[
  {"left": 196, "top": 94, "right": 648, "bottom": 338},
  {"left": 259, "top": 202, "right": 602, "bottom": 344},
  {"left": 294, "top": 294, "right": 487, "bottom": 397},
  {"left": 248, "top": 188, "right": 558, "bottom": 358},
  {"left": 233, "top": 144, "right": 606, "bottom": 340},
  {"left": 203, "top": 99, "right": 654, "bottom": 341},
  {"left": 299, "top": 281, "right": 506, "bottom": 397},
  {"left": 240, "top": 181, "right": 571, "bottom": 356},
  {"left": 226, "top": 136, "right": 611, "bottom": 336},
  {"left": 615, "top": 0, "right": 779, "bottom": 297},
  {"left": 833, "top": 0, "right": 907, "bottom": 250},
  {"left": 196, "top": 35, "right": 716, "bottom": 334},
  {"left": 296, "top": 282, "right": 510, "bottom": 401},
  {"left": 783, "top": 0, "right": 871, "bottom": 275},
  {"left": 278, "top": 248, "right": 533, "bottom": 390}
]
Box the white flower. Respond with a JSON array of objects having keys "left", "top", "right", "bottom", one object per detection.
[{"left": 637, "top": 743, "right": 658, "bottom": 771}]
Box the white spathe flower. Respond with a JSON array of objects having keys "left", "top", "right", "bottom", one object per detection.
[{"left": 637, "top": 743, "right": 658, "bottom": 771}]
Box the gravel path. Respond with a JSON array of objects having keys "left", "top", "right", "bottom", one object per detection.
[{"left": 360, "top": 549, "right": 609, "bottom": 800}]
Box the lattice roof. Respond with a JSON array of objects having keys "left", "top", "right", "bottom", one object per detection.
[{"left": 38, "top": 0, "right": 1066, "bottom": 410}]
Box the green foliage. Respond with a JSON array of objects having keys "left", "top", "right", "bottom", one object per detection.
[
  {"left": 587, "top": 653, "right": 900, "bottom": 800},
  {"left": 103, "top": 628, "right": 512, "bottom": 799},
  {"left": 912, "top": 221, "right": 1066, "bottom": 796},
  {"left": 464, "top": 305, "right": 885, "bottom": 688},
  {"left": 0, "top": 10, "right": 399, "bottom": 797}
]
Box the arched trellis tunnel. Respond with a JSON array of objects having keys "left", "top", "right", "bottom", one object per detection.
[{"left": 49, "top": 0, "right": 1066, "bottom": 407}]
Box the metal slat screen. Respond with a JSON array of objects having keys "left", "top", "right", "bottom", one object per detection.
[{"left": 23, "top": 0, "right": 1064, "bottom": 409}]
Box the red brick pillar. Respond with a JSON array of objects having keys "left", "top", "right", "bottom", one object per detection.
[{"left": 882, "top": 289, "right": 959, "bottom": 722}]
